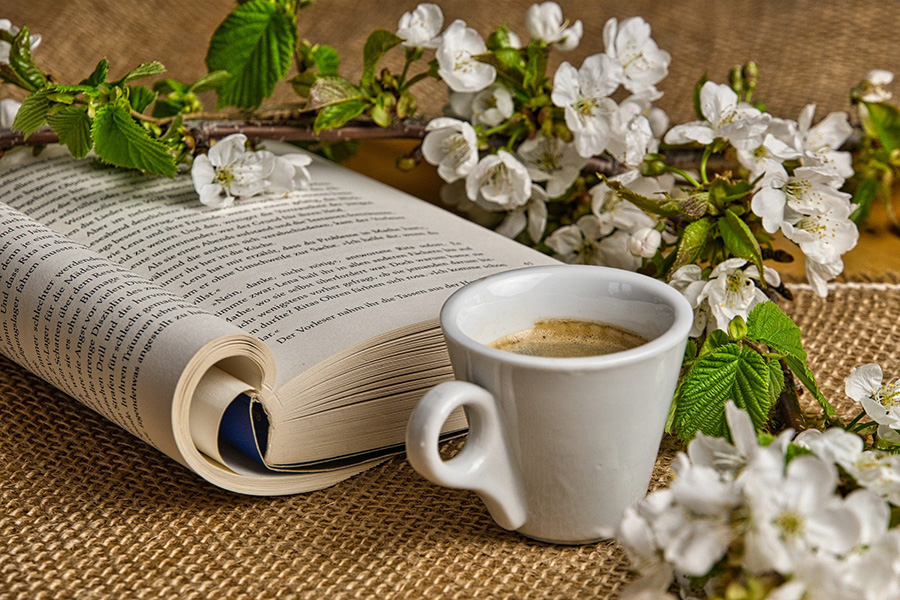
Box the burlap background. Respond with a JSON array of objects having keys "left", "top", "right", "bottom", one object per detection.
[
  {"left": 6, "top": 1, "right": 900, "bottom": 122},
  {"left": 4, "top": 3, "right": 900, "bottom": 599},
  {"left": 2, "top": 279, "right": 900, "bottom": 600}
]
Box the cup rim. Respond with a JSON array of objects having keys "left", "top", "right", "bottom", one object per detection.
[{"left": 440, "top": 265, "right": 695, "bottom": 371}]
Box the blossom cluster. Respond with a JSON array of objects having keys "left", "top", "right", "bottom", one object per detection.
[
  {"left": 411, "top": 2, "right": 673, "bottom": 267},
  {"left": 618, "top": 399, "right": 900, "bottom": 600},
  {"left": 190, "top": 134, "right": 313, "bottom": 208}
]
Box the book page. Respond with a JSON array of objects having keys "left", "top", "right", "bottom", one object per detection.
[
  {"left": 0, "top": 202, "right": 260, "bottom": 463},
  {"left": 0, "top": 150, "right": 554, "bottom": 390}
]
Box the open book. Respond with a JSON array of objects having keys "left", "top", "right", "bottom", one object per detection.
[{"left": 0, "top": 144, "right": 553, "bottom": 495}]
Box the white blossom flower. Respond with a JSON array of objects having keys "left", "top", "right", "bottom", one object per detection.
[
  {"left": 795, "top": 104, "right": 854, "bottom": 179},
  {"left": 471, "top": 84, "right": 514, "bottom": 127},
  {"left": 436, "top": 20, "right": 496, "bottom": 93},
  {"left": 859, "top": 69, "right": 894, "bottom": 103},
  {"left": 0, "top": 20, "right": 40, "bottom": 65},
  {"left": 465, "top": 150, "right": 532, "bottom": 211},
  {"left": 0, "top": 98, "right": 20, "bottom": 129},
  {"left": 191, "top": 134, "right": 277, "bottom": 208},
  {"left": 697, "top": 258, "right": 780, "bottom": 331},
  {"left": 525, "top": 2, "right": 583, "bottom": 51},
  {"left": 668, "top": 265, "right": 709, "bottom": 337},
  {"left": 551, "top": 55, "right": 620, "bottom": 157},
  {"left": 664, "top": 81, "right": 771, "bottom": 151},
  {"left": 742, "top": 454, "right": 862, "bottom": 575},
  {"left": 845, "top": 528, "right": 900, "bottom": 600},
  {"left": 628, "top": 226, "right": 661, "bottom": 258},
  {"left": 602, "top": 17, "right": 670, "bottom": 97},
  {"left": 516, "top": 134, "right": 587, "bottom": 197},
  {"left": 495, "top": 184, "right": 548, "bottom": 243},
  {"left": 752, "top": 165, "right": 852, "bottom": 234},
  {"left": 545, "top": 216, "right": 641, "bottom": 270},
  {"left": 798, "top": 426, "right": 900, "bottom": 506},
  {"left": 396, "top": 3, "right": 443, "bottom": 48},
  {"left": 590, "top": 170, "right": 663, "bottom": 234},
  {"left": 446, "top": 91, "right": 475, "bottom": 121},
  {"left": 269, "top": 153, "right": 313, "bottom": 193},
  {"left": 421, "top": 117, "right": 479, "bottom": 183},
  {"left": 606, "top": 98, "right": 657, "bottom": 167},
  {"left": 804, "top": 255, "right": 844, "bottom": 298},
  {"left": 780, "top": 195, "right": 858, "bottom": 266},
  {"left": 736, "top": 119, "right": 802, "bottom": 179},
  {"left": 846, "top": 363, "right": 900, "bottom": 443},
  {"left": 438, "top": 180, "right": 498, "bottom": 228}
]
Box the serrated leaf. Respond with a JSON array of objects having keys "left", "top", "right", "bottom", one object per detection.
[
  {"left": 311, "top": 45, "right": 340, "bottom": 75},
  {"left": 11, "top": 88, "right": 52, "bottom": 137},
  {"left": 91, "top": 103, "right": 176, "bottom": 177},
  {"left": 864, "top": 102, "right": 900, "bottom": 152},
  {"left": 699, "top": 329, "right": 730, "bottom": 357},
  {"left": 766, "top": 359, "right": 785, "bottom": 407},
  {"left": 603, "top": 177, "right": 682, "bottom": 217},
  {"left": 82, "top": 58, "right": 109, "bottom": 87},
  {"left": 206, "top": 0, "right": 297, "bottom": 108},
  {"left": 313, "top": 99, "right": 366, "bottom": 132},
  {"left": 671, "top": 217, "right": 712, "bottom": 274},
  {"left": 308, "top": 76, "right": 363, "bottom": 108},
  {"left": 361, "top": 30, "right": 402, "bottom": 88},
  {"left": 9, "top": 27, "right": 47, "bottom": 91},
  {"left": 746, "top": 302, "right": 805, "bottom": 361},
  {"left": 153, "top": 78, "right": 187, "bottom": 95},
  {"left": 46, "top": 105, "right": 93, "bottom": 158},
  {"left": 120, "top": 61, "right": 166, "bottom": 84},
  {"left": 785, "top": 355, "right": 833, "bottom": 417},
  {"left": 718, "top": 208, "right": 764, "bottom": 276},
  {"left": 851, "top": 176, "right": 878, "bottom": 225},
  {"left": 128, "top": 85, "right": 158, "bottom": 114},
  {"left": 189, "top": 70, "right": 231, "bottom": 93},
  {"left": 675, "top": 343, "right": 772, "bottom": 438}
]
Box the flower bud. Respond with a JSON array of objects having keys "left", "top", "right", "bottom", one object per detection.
[
  {"left": 728, "top": 65, "right": 743, "bottom": 95},
  {"left": 727, "top": 315, "right": 748, "bottom": 341},
  {"left": 628, "top": 227, "right": 661, "bottom": 258},
  {"left": 396, "top": 155, "right": 420, "bottom": 171}
]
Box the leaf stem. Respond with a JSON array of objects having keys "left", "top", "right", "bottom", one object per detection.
[
  {"left": 664, "top": 165, "right": 702, "bottom": 188},
  {"left": 700, "top": 145, "right": 712, "bottom": 184}
]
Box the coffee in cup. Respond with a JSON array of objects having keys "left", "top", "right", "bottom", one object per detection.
[{"left": 489, "top": 319, "right": 648, "bottom": 358}]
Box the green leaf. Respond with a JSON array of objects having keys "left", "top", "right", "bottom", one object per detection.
[
  {"left": 602, "top": 177, "right": 682, "bottom": 217},
  {"left": 851, "top": 177, "right": 879, "bottom": 225},
  {"left": 206, "top": 0, "right": 297, "bottom": 108},
  {"left": 671, "top": 218, "right": 712, "bottom": 274},
  {"left": 785, "top": 355, "right": 833, "bottom": 416},
  {"left": 9, "top": 27, "right": 47, "bottom": 91},
  {"left": 766, "top": 358, "right": 786, "bottom": 407},
  {"left": 675, "top": 343, "right": 773, "bottom": 438},
  {"left": 46, "top": 105, "right": 93, "bottom": 158},
  {"left": 91, "top": 103, "right": 176, "bottom": 177},
  {"left": 361, "top": 30, "right": 402, "bottom": 88},
  {"left": 313, "top": 99, "right": 366, "bottom": 132},
  {"left": 119, "top": 61, "right": 166, "bottom": 84},
  {"left": 523, "top": 42, "right": 548, "bottom": 91},
  {"left": 864, "top": 102, "right": 900, "bottom": 152},
  {"left": 11, "top": 88, "right": 52, "bottom": 137},
  {"left": 128, "top": 85, "right": 158, "bottom": 114},
  {"left": 718, "top": 208, "right": 764, "bottom": 276},
  {"left": 308, "top": 75, "right": 363, "bottom": 108},
  {"left": 311, "top": 45, "right": 340, "bottom": 75},
  {"left": 153, "top": 78, "right": 188, "bottom": 95},
  {"left": 693, "top": 73, "right": 709, "bottom": 120},
  {"left": 746, "top": 302, "right": 805, "bottom": 361},
  {"left": 82, "top": 58, "right": 109, "bottom": 87},
  {"left": 745, "top": 302, "right": 833, "bottom": 417},
  {"left": 189, "top": 70, "right": 232, "bottom": 93},
  {"left": 699, "top": 329, "right": 730, "bottom": 356}
]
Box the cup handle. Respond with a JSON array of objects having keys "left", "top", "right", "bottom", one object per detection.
[{"left": 405, "top": 380, "right": 527, "bottom": 531}]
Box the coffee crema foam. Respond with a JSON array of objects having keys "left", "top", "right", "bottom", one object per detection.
[{"left": 489, "top": 319, "right": 648, "bottom": 358}]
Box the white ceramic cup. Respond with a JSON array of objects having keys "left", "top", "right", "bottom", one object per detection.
[{"left": 405, "top": 265, "right": 693, "bottom": 544}]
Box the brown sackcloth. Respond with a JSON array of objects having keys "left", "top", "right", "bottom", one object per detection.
[
  {"left": 6, "top": 0, "right": 900, "bottom": 123},
  {"left": 2, "top": 278, "right": 900, "bottom": 600}
]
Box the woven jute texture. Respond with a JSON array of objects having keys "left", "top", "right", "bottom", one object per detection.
[
  {"left": 7, "top": 0, "right": 900, "bottom": 123},
  {"left": 2, "top": 278, "right": 900, "bottom": 599}
]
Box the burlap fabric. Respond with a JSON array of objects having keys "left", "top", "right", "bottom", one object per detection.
[
  {"left": 7, "top": 1, "right": 900, "bottom": 123},
  {"left": 2, "top": 278, "right": 899, "bottom": 599}
]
